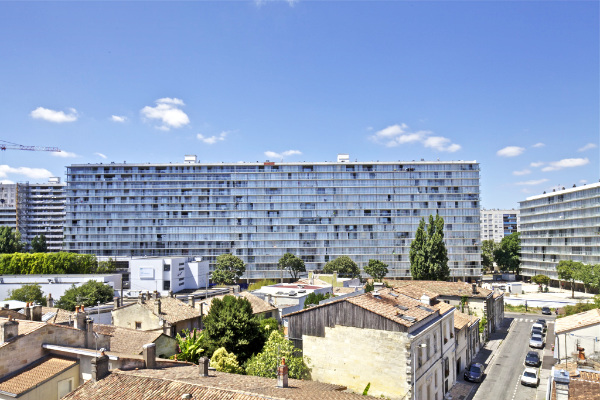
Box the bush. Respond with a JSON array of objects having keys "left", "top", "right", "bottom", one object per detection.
[
  {"left": 248, "top": 279, "right": 276, "bottom": 291},
  {"left": 55, "top": 281, "right": 115, "bottom": 311},
  {"left": 245, "top": 331, "right": 310, "bottom": 379},
  {"left": 562, "top": 302, "right": 598, "bottom": 317},
  {"left": 211, "top": 347, "right": 244, "bottom": 374},
  {"left": 7, "top": 284, "right": 47, "bottom": 305}
]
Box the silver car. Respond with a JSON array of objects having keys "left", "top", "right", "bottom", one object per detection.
[{"left": 529, "top": 334, "right": 544, "bottom": 348}]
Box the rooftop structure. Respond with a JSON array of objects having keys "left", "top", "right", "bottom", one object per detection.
[{"left": 64, "top": 157, "right": 481, "bottom": 280}]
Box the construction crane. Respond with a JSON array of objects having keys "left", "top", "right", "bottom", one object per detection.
[{"left": 0, "top": 140, "right": 60, "bottom": 153}]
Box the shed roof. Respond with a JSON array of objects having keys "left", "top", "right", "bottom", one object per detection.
[
  {"left": 0, "top": 356, "right": 78, "bottom": 396},
  {"left": 393, "top": 281, "right": 492, "bottom": 299},
  {"left": 555, "top": 309, "right": 600, "bottom": 334}
]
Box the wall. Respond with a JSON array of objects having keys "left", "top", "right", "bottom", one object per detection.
[
  {"left": 154, "top": 335, "right": 178, "bottom": 359},
  {"left": 555, "top": 324, "right": 600, "bottom": 362},
  {"left": 303, "top": 325, "right": 411, "bottom": 399},
  {"left": 128, "top": 257, "right": 209, "bottom": 296},
  {"left": 112, "top": 304, "right": 161, "bottom": 332}
]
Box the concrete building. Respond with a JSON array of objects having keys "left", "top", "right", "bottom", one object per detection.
[
  {"left": 453, "top": 310, "right": 480, "bottom": 374},
  {"left": 519, "top": 183, "right": 600, "bottom": 278},
  {"left": 0, "top": 274, "right": 122, "bottom": 302},
  {"left": 64, "top": 156, "right": 482, "bottom": 280},
  {"left": 480, "top": 208, "right": 519, "bottom": 242},
  {"left": 554, "top": 308, "right": 600, "bottom": 364},
  {"left": 285, "top": 289, "right": 456, "bottom": 400},
  {"left": 252, "top": 282, "right": 332, "bottom": 316},
  {"left": 128, "top": 256, "right": 209, "bottom": 296}
]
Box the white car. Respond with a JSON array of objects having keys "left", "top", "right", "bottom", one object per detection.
[
  {"left": 521, "top": 368, "right": 539, "bottom": 387},
  {"left": 529, "top": 334, "right": 544, "bottom": 348}
]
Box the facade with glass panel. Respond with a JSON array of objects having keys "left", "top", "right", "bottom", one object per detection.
[
  {"left": 480, "top": 209, "right": 519, "bottom": 243},
  {"left": 519, "top": 183, "right": 600, "bottom": 278},
  {"left": 64, "top": 156, "right": 481, "bottom": 280}
]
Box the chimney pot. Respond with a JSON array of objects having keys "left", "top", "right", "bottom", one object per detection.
[
  {"left": 277, "top": 357, "right": 289, "bottom": 388},
  {"left": 198, "top": 357, "right": 209, "bottom": 377},
  {"left": 188, "top": 295, "right": 195, "bottom": 309},
  {"left": 24, "top": 304, "right": 31, "bottom": 320},
  {"left": 47, "top": 293, "right": 54, "bottom": 308},
  {"left": 472, "top": 283, "right": 477, "bottom": 295},
  {"left": 143, "top": 343, "right": 157, "bottom": 369},
  {"left": 0, "top": 318, "right": 19, "bottom": 344},
  {"left": 154, "top": 299, "right": 161, "bottom": 315},
  {"left": 91, "top": 354, "right": 110, "bottom": 382},
  {"left": 31, "top": 304, "right": 42, "bottom": 322}
]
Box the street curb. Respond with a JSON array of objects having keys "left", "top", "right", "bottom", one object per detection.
[{"left": 483, "top": 322, "right": 513, "bottom": 367}]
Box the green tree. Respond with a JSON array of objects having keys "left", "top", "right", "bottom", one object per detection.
[
  {"left": 30, "top": 235, "right": 47, "bottom": 253},
  {"left": 364, "top": 259, "right": 388, "bottom": 281},
  {"left": 303, "top": 292, "right": 331, "bottom": 308},
  {"left": 55, "top": 280, "right": 115, "bottom": 311},
  {"left": 575, "top": 263, "right": 597, "bottom": 293},
  {"left": 557, "top": 260, "right": 583, "bottom": 299},
  {"left": 0, "top": 252, "right": 97, "bottom": 275},
  {"left": 7, "top": 283, "right": 47, "bottom": 305},
  {"left": 245, "top": 330, "right": 310, "bottom": 379},
  {"left": 95, "top": 257, "right": 117, "bottom": 274},
  {"left": 481, "top": 240, "right": 498, "bottom": 273},
  {"left": 212, "top": 254, "right": 246, "bottom": 285},
  {"left": 531, "top": 274, "right": 550, "bottom": 289},
  {"left": 210, "top": 347, "right": 244, "bottom": 374},
  {"left": 493, "top": 232, "right": 521, "bottom": 273},
  {"left": 172, "top": 328, "right": 205, "bottom": 364},
  {"left": 410, "top": 215, "right": 449, "bottom": 280},
  {"left": 258, "top": 317, "right": 280, "bottom": 342},
  {"left": 0, "top": 226, "right": 24, "bottom": 254},
  {"left": 202, "top": 295, "right": 263, "bottom": 363},
  {"left": 248, "top": 279, "right": 277, "bottom": 291},
  {"left": 277, "top": 253, "right": 306, "bottom": 280},
  {"left": 323, "top": 255, "right": 360, "bottom": 278}
]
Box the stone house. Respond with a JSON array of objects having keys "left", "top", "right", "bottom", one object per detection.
[
  {"left": 285, "top": 288, "right": 456, "bottom": 400},
  {"left": 111, "top": 293, "right": 200, "bottom": 337},
  {"left": 93, "top": 324, "right": 178, "bottom": 359},
  {"left": 453, "top": 310, "right": 480, "bottom": 374}
]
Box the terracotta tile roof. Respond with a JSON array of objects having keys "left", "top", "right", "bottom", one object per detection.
[
  {"left": 0, "top": 318, "right": 47, "bottom": 348},
  {"left": 551, "top": 369, "right": 600, "bottom": 400},
  {"left": 0, "top": 356, "right": 78, "bottom": 395},
  {"left": 333, "top": 287, "right": 358, "bottom": 295},
  {"left": 393, "top": 281, "right": 492, "bottom": 299},
  {"left": 93, "top": 324, "right": 167, "bottom": 355},
  {"left": 198, "top": 292, "right": 276, "bottom": 316},
  {"left": 296, "top": 277, "right": 332, "bottom": 287},
  {"left": 63, "top": 366, "right": 379, "bottom": 400},
  {"left": 392, "top": 285, "right": 439, "bottom": 301},
  {"left": 453, "top": 310, "right": 474, "bottom": 330},
  {"left": 142, "top": 297, "right": 200, "bottom": 324},
  {"left": 41, "top": 306, "right": 75, "bottom": 324},
  {"left": 555, "top": 309, "right": 600, "bottom": 334},
  {"left": 0, "top": 309, "right": 27, "bottom": 320}
]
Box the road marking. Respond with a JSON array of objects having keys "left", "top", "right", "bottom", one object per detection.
[{"left": 511, "top": 374, "right": 521, "bottom": 400}]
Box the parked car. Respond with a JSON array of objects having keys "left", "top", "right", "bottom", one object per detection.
[
  {"left": 531, "top": 325, "right": 544, "bottom": 337},
  {"left": 542, "top": 306, "right": 551, "bottom": 315},
  {"left": 536, "top": 319, "right": 547, "bottom": 331},
  {"left": 464, "top": 363, "right": 485, "bottom": 383},
  {"left": 524, "top": 351, "right": 541, "bottom": 367},
  {"left": 530, "top": 334, "right": 544, "bottom": 349},
  {"left": 521, "top": 368, "right": 540, "bottom": 387}
]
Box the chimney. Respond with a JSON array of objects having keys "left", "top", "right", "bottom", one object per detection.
[
  {"left": 198, "top": 357, "right": 209, "bottom": 377},
  {"left": 74, "top": 306, "right": 87, "bottom": 330},
  {"left": 188, "top": 295, "right": 195, "bottom": 309},
  {"left": 113, "top": 296, "right": 120, "bottom": 310},
  {"left": 420, "top": 294, "right": 431, "bottom": 306},
  {"left": 168, "top": 290, "right": 174, "bottom": 298},
  {"left": 24, "top": 302, "right": 31, "bottom": 320},
  {"left": 85, "top": 317, "right": 94, "bottom": 348},
  {"left": 152, "top": 291, "right": 158, "bottom": 300},
  {"left": 143, "top": 343, "right": 157, "bottom": 369},
  {"left": 154, "top": 299, "right": 161, "bottom": 315},
  {"left": 2, "top": 304, "right": 9, "bottom": 310},
  {"left": 554, "top": 369, "right": 570, "bottom": 400},
  {"left": 229, "top": 287, "right": 234, "bottom": 294},
  {"left": 47, "top": 293, "right": 54, "bottom": 308},
  {"left": 374, "top": 282, "right": 384, "bottom": 291},
  {"left": 472, "top": 283, "right": 478, "bottom": 295},
  {"left": 0, "top": 316, "right": 19, "bottom": 344},
  {"left": 277, "top": 358, "right": 289, "bottom": 388},
  {"left": 138, "top": 293, "right": 145, "bottom": 304},
  {"left": 31, "top": 304, "right": 42, "bottom": 322},
  {"left": 91, "top": 350, "right": 110, "bottom": 382}
]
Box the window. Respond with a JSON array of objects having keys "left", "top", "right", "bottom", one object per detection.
[
  {"left": 57, "top": 377, "right": 74, "bottom": 398},
  {"left": 163, "top": 280, "right": 170, "bottom": 290},
  {"left": 135, "top": 321, "right": 142, "bottom": 330},
  {"left": 163, "top": 264, "right": 170, "bottom": 271}
]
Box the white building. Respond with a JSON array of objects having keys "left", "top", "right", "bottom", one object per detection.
[
  {"left": 554, "top": 308, "right": 600, "bottom": 364},
  {"left": 480, "top": 208, "right": 519, "bottom": 243},
  {"left": 0, "top": 274, "right": 121, "bottom": 302},
  {"left": 252, "top": 282, "right": 332, "bottom": 315},
  {"left": 128, "top": 256, "right": 209, "bottom": 297}
]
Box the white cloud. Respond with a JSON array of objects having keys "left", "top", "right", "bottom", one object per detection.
[
  {"left": 141, "top": 98, "right": 190, "bottom": 130},
  {"left": 515, "top": 178, "right": 550, "bottom": 186},
  {"left": 578, "top": 143, "right": 597, "bottom": 152},
  {"left": 51, "top": 150, "right": 78, "bottom": 158},
  {"left": 530, "top": 161, "right": 545, "bottom": 168},
  {"left": 0, "top": 165, "right": 54, "bottom": 180},
  {"left": 264, "top": 150, "right": 303, "bottom": 159},
  {"left": 111, "top": 115, "right": 127, "bottom": 123},
  {"left": 541, "top": 158, "right": 589, "bottom": 172},
  {"left": 0, "top": 180, "right": 15, "bottom": 184},
  {"left": 370, "top": 124, "right": 460, "bottom": 152},
  {"left": 513, "top": 169, "right": 531, "bottom": 176},
  {"left": 532, "top": 142, "right": 545, "bottom": 148},
  {"left": 579, "top": 179, "right": 587, "bottom": 184},
  {"left": 30, "top": 107, "right": 78, "bottom": 123},
  {"left": 197, "top": 131, "right": 229, "bottom": 145},
  {"left": 95, "top": 152, "right": 107, "bottom": 159},
  {"left": 496, "top": 146, "right": 525, "bottom": 157}
]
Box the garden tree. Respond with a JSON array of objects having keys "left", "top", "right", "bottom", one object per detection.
[
  {"left": 202, "top": 295, "right": 263, "bottom": 363},
  {"left": 245, "top": 331, "right": 310, "bottom": 379},
  {"left": 531, "top": 274, "right": 550, "bottom": 289},
  {"left": 172, "top": 329, "right": 204, "bottom": 364},
  {"left": 557, "top": 260, "right": 583, "bottom": 299},
  {"left": 0, "top": 252, "right": 97, "bottom": 275},
  {"left": 7, "top": 284, "right": 46, "bottom": 305},
  {"left": 575, "top": 263, "right": 600, "bottom": 293},
  {"left": 364, "top": 259, "right": 388, "bottom": 281},
  {"left": 55, "top": 280, "right": 115, "bottom": 311},
  {"left": 277, "top": 253, "right": 306, "bottom": 280},
  {"left": 95, "top": 257, "right": 117, "bottom": 274},
  {"left": 0, "top": 226, "right": 24, "bottom": 254},
  {"left": 258, "top": 317, "right": 280, "bottom": 342},
  {"left": 323, "top": 255, "right": 360, "bottom": 278},
  {"left": 409, "top": 215, "right": 449, "bottom": 281},
  {"left": 30, "top": 235, "right": 47, "bottom": 253},
  {"left": 211, "top": 254, "right": 246, "bottom": 285},
  {"left": 210, "top": 347, "right": 243, "bottom": 374},
  {"left": 303, "top": 292, "right": 331, "bottom": 308},
  {"left": 493, "top": 232, "right": 521, "bottom": 273},
  {"left": 481, "top": 240, "right": 498, "bottom": 273}
]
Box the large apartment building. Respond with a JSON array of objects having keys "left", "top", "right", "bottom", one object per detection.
[
  {"left": 480, "top": 209, "right": 519, "bottom": 243},
  {"left": 519, "top": 183, "right": 600, "bottom": 278},
  {"left": 0, "top": 179, "right": 66, "bottom": 251},
  {"left": 64, "top": 155, "right": 481, "bottom": 280}
]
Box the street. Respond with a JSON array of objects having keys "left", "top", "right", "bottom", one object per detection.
[{"left": 468, "top": 312, "right": 556, "bottom": 400}]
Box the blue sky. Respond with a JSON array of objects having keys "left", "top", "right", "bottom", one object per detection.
[{"left": 0, "top": 1, "right": 597, "bottom": 209}]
